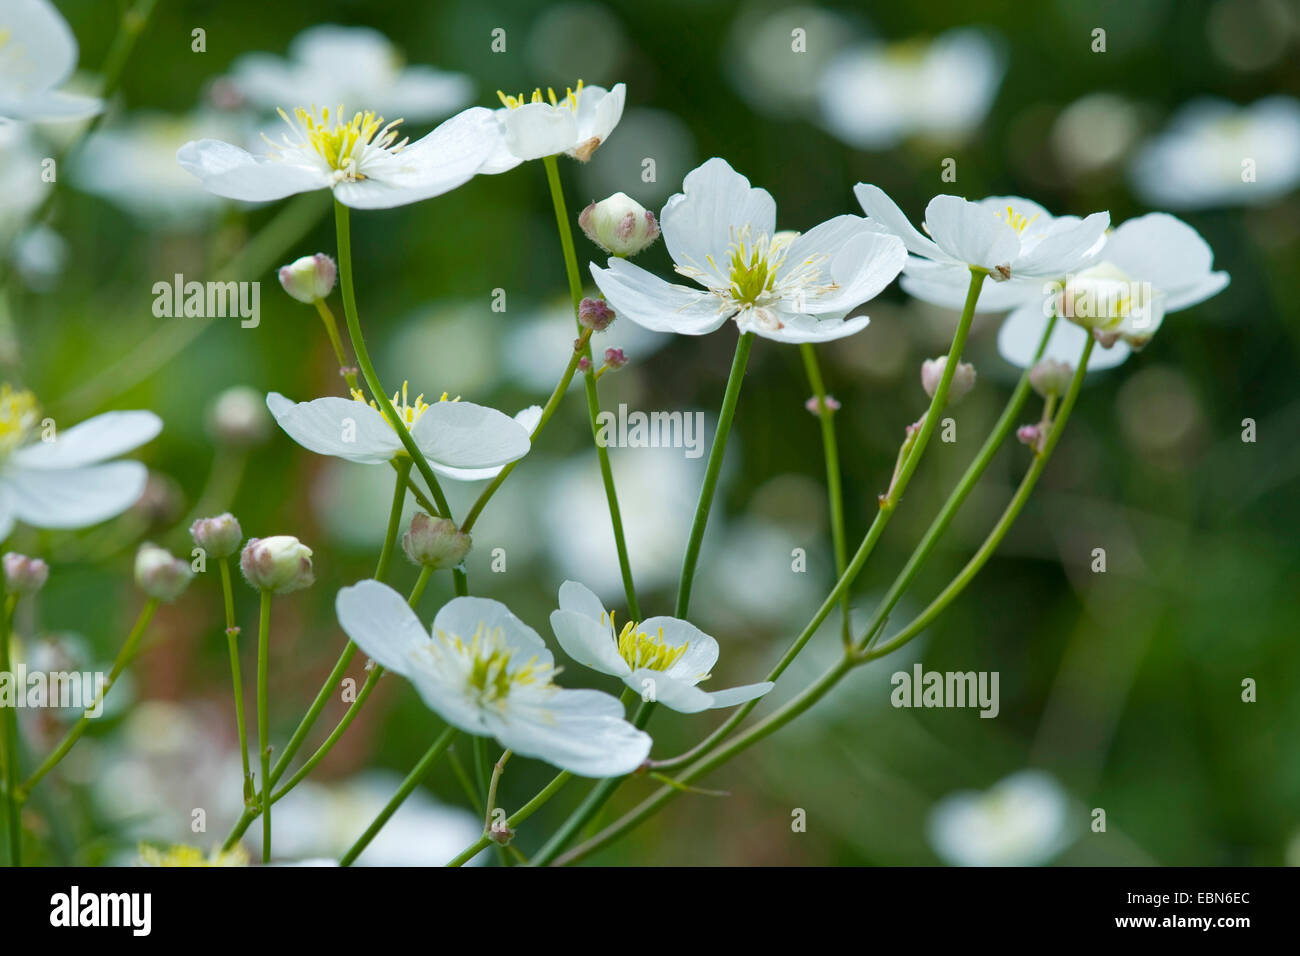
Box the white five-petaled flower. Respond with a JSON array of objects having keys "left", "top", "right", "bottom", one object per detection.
[
  {"left": 549, "top": 581, "right": 774, "bottom": 713},
  {"left": 223, "top": 25, "right": 474, "bottom": 123},
  {"left": 0, "top": 385, "right": 160, "bottom": 540},
  {"left": 336, "top": 581, "right": 651, "bottom": 777},
  {"left": 266, "top": 385, "right": 532, "bottom": 481},
  {"left": 482, "top": 81, "right": 625, "bottom": 169},
  {"left": 0, "top": 0, "right": 103, "bottom": 121},
  {"left": 177, "top": 103, "right": 503, "bottom": 209},
  {"left": 591, "top": 158, "right": 907, "bottom": 343},
  {"left": 998, "top": 212, "right": 1229, "bottom": 367}
]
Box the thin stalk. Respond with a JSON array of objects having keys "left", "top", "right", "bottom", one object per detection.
[
  {"left": 484, "top": 750, "right": 512, "bottom": 833},
  {"left": 376, "top": 459, "right": 412, "bottom": 582},
  {"left": 2, "top": 595, "right": 21, "bottom": 865},
  {"left": 313, "top": 299, "right": 359, "bottom": 392},
  {"left": 257, "top": 589, "right": 272, "bottom": 863},
  {"left": 445, "top": 770, "right": 572, "bottom": 867},
  {"left": 799, "top": 343, "right": 850, "bottom": 647},
  {"left": 219, "top": 559, "right": 252, "bottom": 800}
]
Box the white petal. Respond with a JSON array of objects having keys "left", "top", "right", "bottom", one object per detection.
[
  {"left": 628, "top": 670, "right": 715, "bottom": 713},
  {"left": 433, "top": 596, "right": 549, "bottom": 661},
  {"left": 853, "top": 183, "right": 945, "bottom": 259},
  {"left": 550, "top": 608, "right": 629, "bottom": 678},
  {"left": 499, "top": 101, "right": 579, "bottom": 161},
  {"left": 643, "top": 617, "right": 719, "bottom": 681},
  {"left": 571, "top": 83, "right": 625, "bottom": 153},
  {"left": 0, "top": 90, "right": 102, "bottom": 121},
  {"left": 924, "top": 195, "right": 1020, "bottom": 271},
  {"left": 1011, "top": 212, "right": 1110, "bottom": 277},
  {"left": 557, "top": 579, "right": 607, "bottom": 621},
  {"left": 0, "top": 0, "right": 81, "bottom": 101},
  {"left": 266, "top": 393, "right": 402, "bottom": 463},
  {"left": 13, "top": 410, "right": 161, "bottom": 469},
  {"left": 4, "top": 461, "right": 146, "bottom": 529},
  {"left": 997, "top": 303, "right": 1130, "bottom": 371},
  {"left": 590, "top": 258, "right": 728, "bottom": 335},
  {"left": 1100, "top": 213, "right": 1216, "bottom": 296},
  {"left": 661, "top": 158, "right": 777, "bottom": 278},
  {"left": 431, "top": 405, "right": 542, "bottom": 482},
  {"left": 382, "top": 68, "right": 475, "bottom": 121},
  {"left": 488, "top": 688, "right": 650, "bottom": 777},
  {"left": 1164, "top": 271, "right": 1229, "bottom": 312},
  {"left": 901, "top": 265, "right": 1044, "bottom": 313},
  {"left": 335, "top": 580, "right": 432, "bottom": 679},
  {"left": 177, "top": 139, "right": 328, "bottom": 203},
  {"left": 747, "top": 310, "right": 871, "bottom": 344},
  {"left": 702, "top": 681, "right": 776, "bottom": 708},
  {"left": 412, "top": 401, "right": 531, "bottom": 474},
  {"left": 0, "top": 499, "right": 14, "bottom": 543},
  {"left": 799, "top": 225, "right": 907, "bottom": 315}
]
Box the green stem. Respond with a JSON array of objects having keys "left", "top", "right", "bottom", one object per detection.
[
  {"left": 219, "top": 559, "right": 252, "bottom": 801},
  {"left": 1, "top": 595, "right": 20, "bottom": 865},
  {"left": 18, "top": 599, "right": 158, "bottom": 799},
  {"left": 675, "top": 331, "right": 755, "bottom": 619},
  {"left": 313, "top": 298, "right": 359, "bottom": 392},
  {"left": 269, "top": 666, "right": 380, "bottom": 804},
  {"left": 542, "top": 155, "right": 641, "bottom": 619},
  {"left": 339, "top": 726, "right": 457, "bottom": 867},
  {"left": 484, "top": 750, "right": 512, "bottom": 833},
  {"left": 333, "top": 199, "right": 454, "bottom": 520},
  {"left": 864, "top": 334, "right": 1094, "bottom": 661},
  {"left": 799, "top": 343, "right": 850, "bottom": 647},
  {"left": 445, "top": 770, "right": 572, "bottom": 867},
  {"left": 257, "top": 589, "right": 272, "bottom": 863},
  {"left": 376, "top": 458, "right": 411, "bottom": 582}
]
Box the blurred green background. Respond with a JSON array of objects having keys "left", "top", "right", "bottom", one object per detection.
[{"left": 4, "top": 0, "right": 1298, "bottom": 865}]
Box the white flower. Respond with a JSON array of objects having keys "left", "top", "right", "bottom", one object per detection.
[
  {"left": 0, "top": 124, "right": 49, "bottom": 235},
  {"left": 998, "top": 212, "right": 1229, "bottom": 366},
  {"left": 855, "top": 184, "right": 1110, "bottom": 299},
  {"left": 224, "top": 25, "right": 473, "bottom": 123},
  {"left": 927, "top": 770, "right": 1072, "bottom": 867},
  {"left": 0, "top": 385, "right": 160, "bottom": 541},
  {"left": 0, "top": 0, "right": 103, "bottom": 122},
  {"left": 1130, "top": 96, "right": 1300, "bottom": 210},
  {"left": 336, "top": 581, "right": 651, "bottom": 777},
  {"left": 818, "top": 28, "right": 1005, "bottom": 150},
  {"left": 592, "top": 158, "right": 907, "bottom": 343},
  {"left": 549, "top": 581, "right": 773, "bottom": 713},
  {"left": 482, "top": 81, "right": 625, "bottom": 168},
  {"left": 266, "top": 386, "right": 531, "bottom": 481},
  {"left": 177, "top": 103, "right": 503, "bottom": 209}
]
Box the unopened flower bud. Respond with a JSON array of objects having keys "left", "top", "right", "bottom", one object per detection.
[
  {"left": 191, "top": 513, "right": 243, "bottom": 559},
  {"left": 804, "top": 395, "right": 841, "bottom": 416},
  {"left": 1016, "top": 424, "right": 1043, "bottom": 449},
  {"left": 578, "top": 356, "right": 592, "bottom": 372},
  {"left": 578, "top": 193, "right": 660, "bottom": 257},
  {"left": 209, "top": 385, "right": 272, "bottom": 447},
  {"left": 3, "top": 552, "right": 49, "bottom": 595},
  {"left": 1029, "top": 359, "right": 1073, "bottom": 397},
  {"left": 278, "top": 253, "right": 337, "bottom": 304},
  {"left": 920, "top": 356, "right": 976, "bottom": 405},
  {"left": 578, "top": 297, "right": 615, "bottom": 331},
  {"left": 134, "top": 543, "right": 194, "bottom": 602},
  {"left": 402, "top": 513, "right": 471, "bottom": 570},
  {"left": 603, "top": 348, "right": 627, "bottom": 370},
  {"left": 240, "top": 536, "right": 314, "bottom": 594},
  {"left": 489, "top": 819, "right": 515, "bottom": 845}
]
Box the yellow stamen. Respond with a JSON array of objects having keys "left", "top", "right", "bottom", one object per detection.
[
  {"left": 998, "top": 205, "right": 1041, "bottom": 235},
  {"left": 496, "top": 79, "right": 584, "bottom": 111},
  {"left": 604, "top": 610, "right": 690, "bottom": 672},
  {"left": 0, "top": 384, "right": 39, "bottom": 460},
  {"left": 274, "top": 105, "right": 407, "bottom": 180}
]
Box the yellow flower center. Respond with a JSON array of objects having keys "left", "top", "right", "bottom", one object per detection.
[
  {"left": 0, "top": 384, "right": 39, "bottom": 460},
  {"left": 273, "top": 105, "right": 407, "bottom": 181},
  {"left": 497, "top": 80, "right": 584, "bottom": 112},
  {"left": 138, "top": 843, "right": 249, "bottom": 867},
  {"left": 433, "top": 622, "right": 557, "bottom": 706},
  {"left": 997, "top": 205, "right": 1041, "bottom": 235},
  {"left": 352, "top": 381, "right": 458, "bottom": 435},
  {"left": 605, "top": 611, "right": 689, "bottom": 672}
]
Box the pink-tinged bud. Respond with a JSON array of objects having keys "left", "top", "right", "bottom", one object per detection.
[
  {"left": 489, "top": 819, "right": 515, "bottom": 845},
  {"left": 277, "top": 253, "right": 337, "bottom": 304},
  {"left": 804, "top": 395, "right": 841, "bottom": 416},
  {"left": 240, "top": 535, "right": 314, "bottom": 594},
  {"left": 3, "top": 552, "right": 49, "bottom": 595},
  {"left": 603, "top": 347, "right": 628, "bottom": 370},
  {"left": 578, "top": 193, "right": 660, "bottom": 257},
  {"left": 1029, "top": 359, "right": 1073, "bottom": 397},
  {"left": 1016, "top": 424, "right": 1043, "bottom": 449},
  {"left": 134, "top": 543, "right": 193, "bottom": 602},
  {"left": 921, "top": 356, "right": 977, "bottom": 405},
  {"left": 402, "top": 513, "right": 472, "bottom": 570},
  {"left": 578, "top": 297, "right": 616, "bottom": 331},
  {"left": 191, "top": 513, "right": 243, "bottom": 559},
  {"left": 578, "top": 355, "right": 592, "bottom": 372}
]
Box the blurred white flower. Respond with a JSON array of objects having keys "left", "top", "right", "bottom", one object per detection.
[
  {"left": 1051, "top": 93, "right": 1143, "bottom": 178},
  {"left": 0, "top": 124, "right": 50, "bottom": 231},
  {"left": 579, "top": 106, "right": 697, "bottom": 206},
  {"left": 224, "top": 25, "right": 473, "bottom": 123},
  {"left": 927, "top": 770, "right": 1072, "bottom": 866},
  {"left": 819, "top": 29, "right": 1005, "bottom": 150},
  {"left": 725, "top": 5, "right": 859, "bottom": 120},
  {"left": 0, "top": 0, "right": 102, "bottom": 122},
  {"left": 10, "top": 224, "right": 66, "bottom": 290},
  {"left": 1130, "top": 96, "right": 1300, "bottom": 209}
]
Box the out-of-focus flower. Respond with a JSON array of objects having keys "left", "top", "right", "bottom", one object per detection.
[
  {"left": 579, "top": 193, "right": 660, "bottom": 257},
  {"left": 819, "top": 29, "right": 1005, "bottom": 150},
  {"left": 1130, "top": 96, "right": 1300, "bottom": 209},
  {"left": 240, "top": 536, "right": 313, "bottom": 594},
  {"left": 1051, "top": 93, "right": 1142, "bottom": 178},
  {"left": 210, "top": 385, "right": 273, "bottom": 447},
  {"left": 224, "top": 25, "right": 474, "bottom": 123},
  {"left": 178, "top": 105, "right": 503, "bottom": 209},
  {"left": 0, "top": 388, "right": 160, "bottom": 540},
  {"left": 579, "top": 107, "right": 696, "bottom": 206},
  {"left": 484, "top": 81, "right": 625, "bottom": 166},
  {"left": 724, "top": 5, "right": 858, "bottom": 120},
  {"left": 3, "top": 551, "right": 48, "bottom": 594},
  {"left": 1029, "top": 359, "right": 1073, "bottom": 397},
  {"left": 593, "top": 158, "right": 906, "bottom": 343},
  {"left": 134, "top": 543, "right": 193, "bottom": 602},
  {"left": 336, "top": 581, "right": 652, "bottom": 776},
  {"left": 190, "top": 513, "right": 243, "bottom": 559},
  {"left": 0, "top": 0, "right": 103, "bottom": 122},
  {"left": 266, "top": 386, "right": 531, "bottom": 479},
  {"left": 927, "top": 770, "right": 1072, "bottom": 866},
  {"left": 550, "top": 580, "right": 774, "bottom": 712},
  {"left": 278, "top": 253, "right": 337, "bottom": 304},
  {"left": 0, "top": 124, "right": 50, "bottom": 234},
  {"left": 920, "top": 356, "right": 976, "bottom": 405},
  {"left": 137, "top": 843, "right": 249, "bottom": 867}
]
